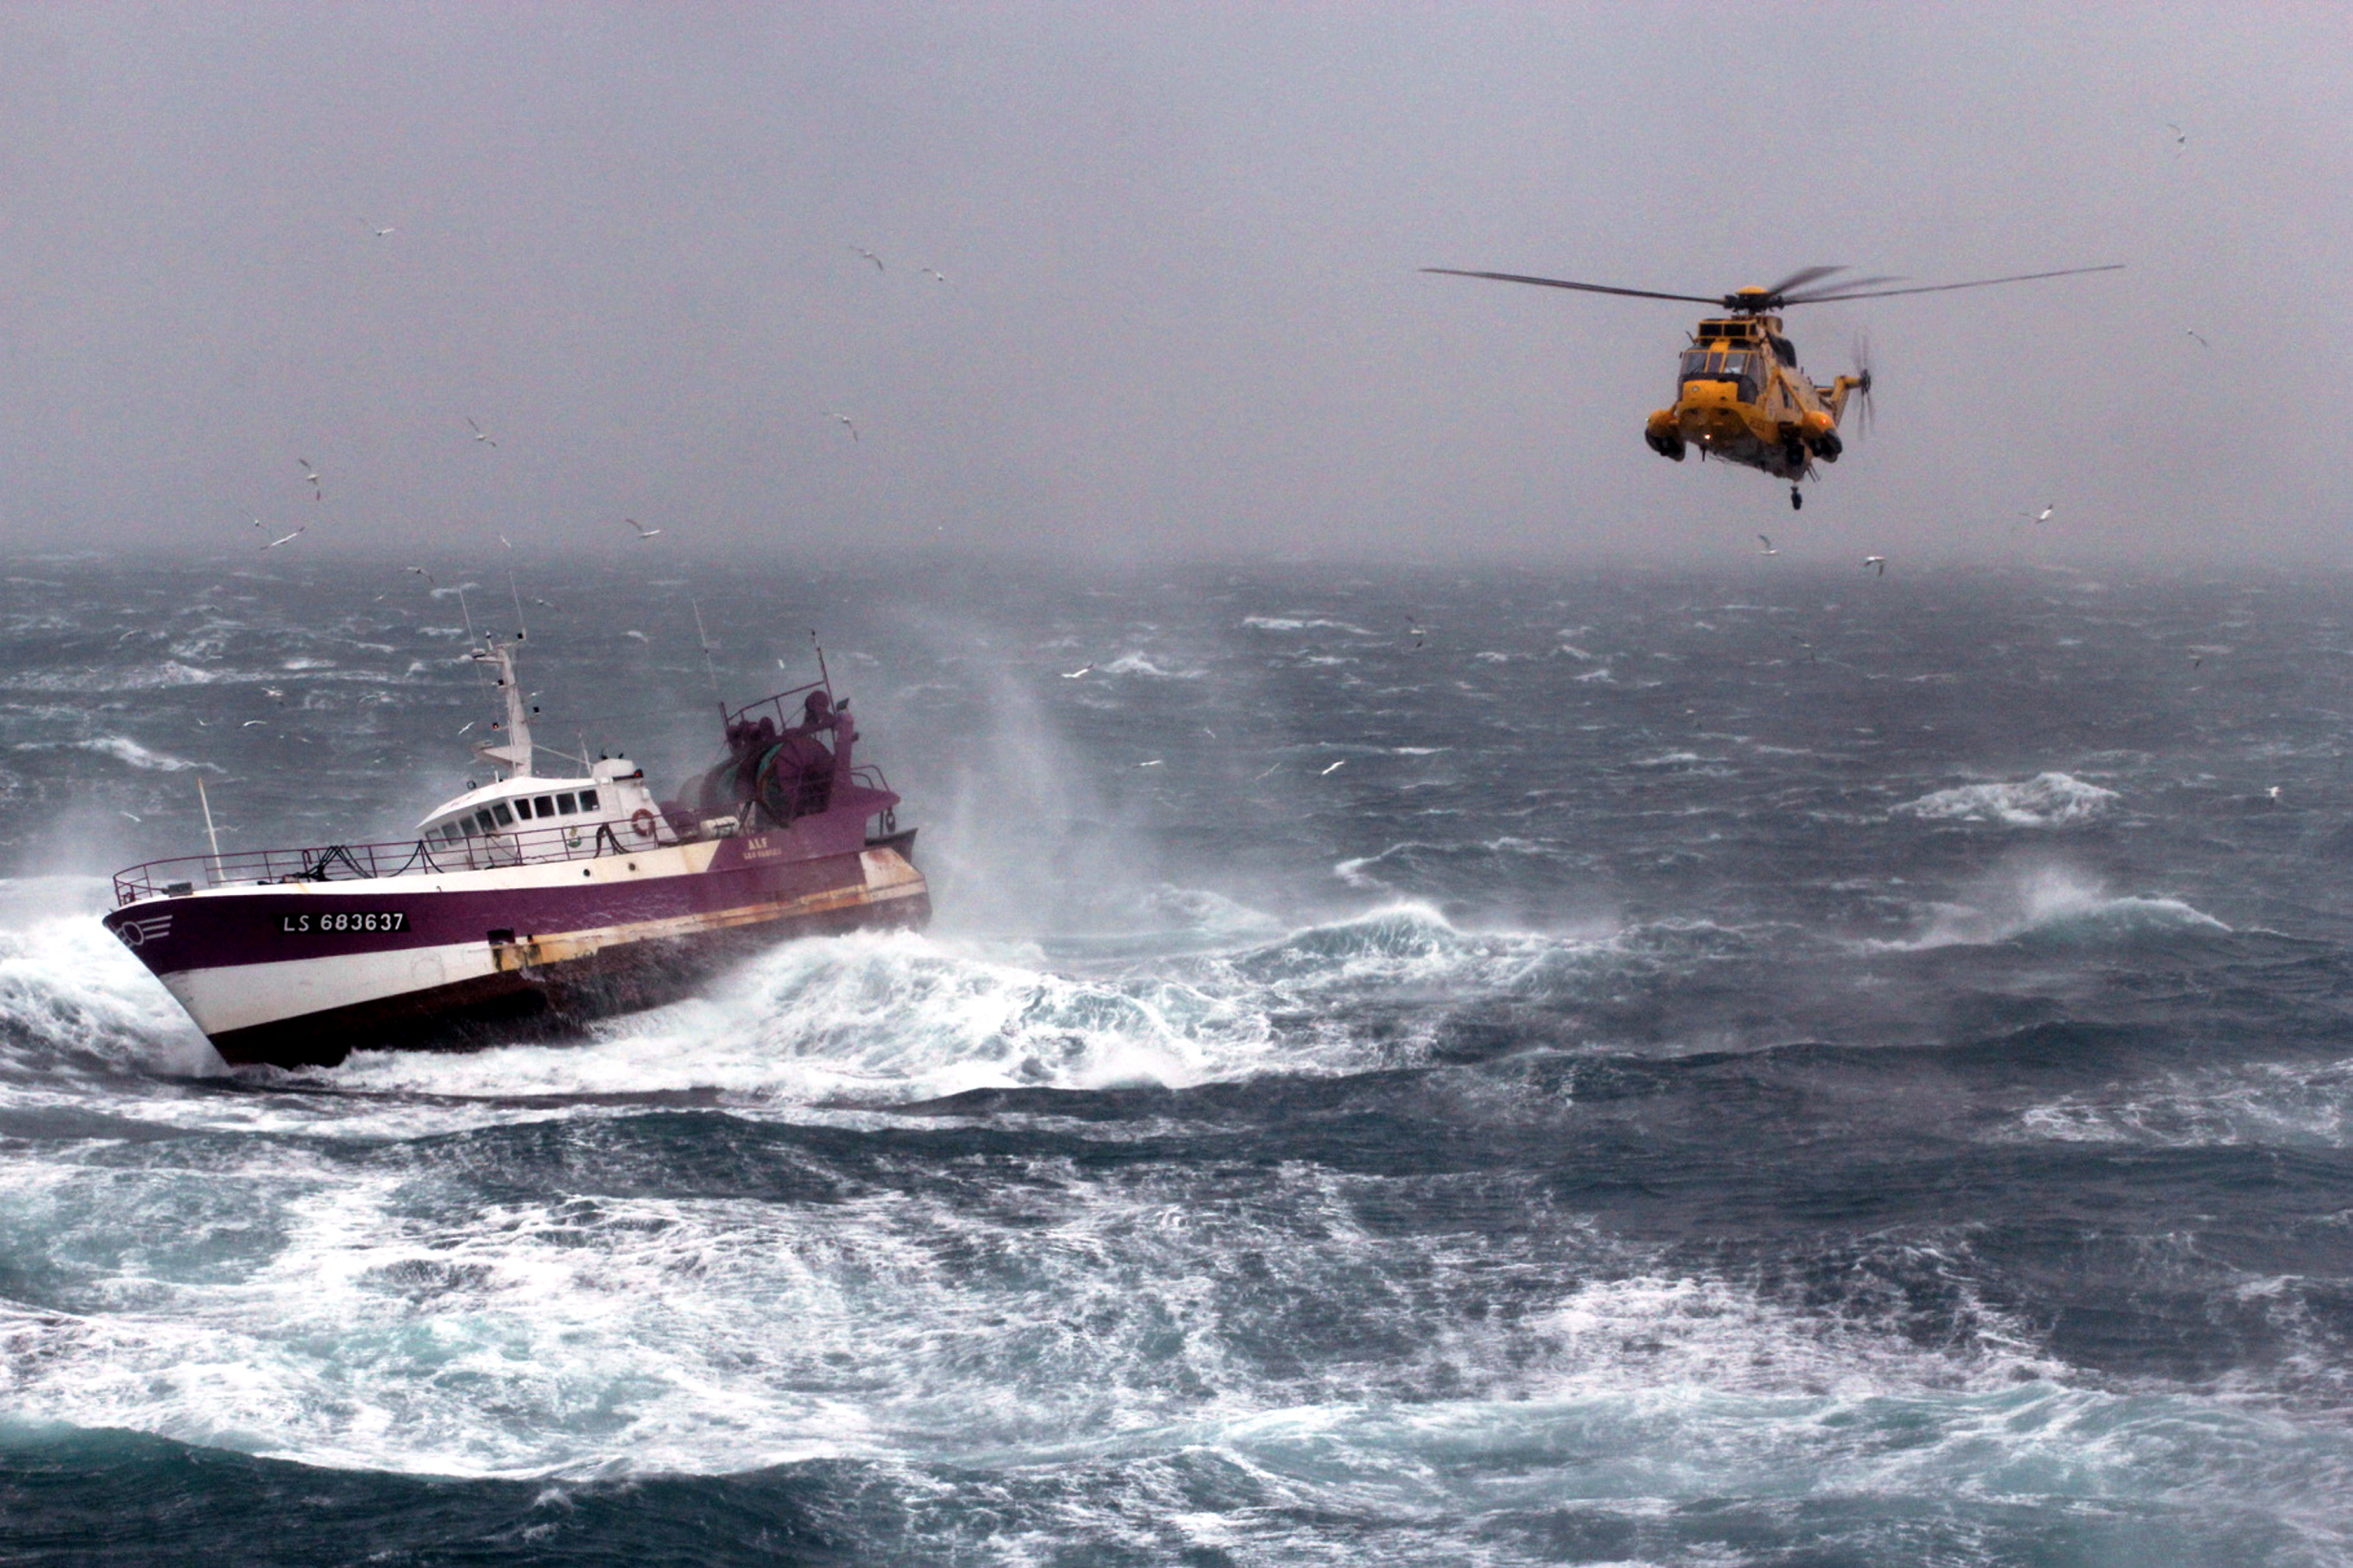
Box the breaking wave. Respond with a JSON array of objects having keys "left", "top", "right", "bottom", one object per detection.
[
  {"left": 1895, "top": 772, "right": 2119, "bottom": 827},
  {"left": 1869, "top": 866, "right": 2230, "bottom": 952}
]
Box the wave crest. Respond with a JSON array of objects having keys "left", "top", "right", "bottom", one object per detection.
[{"left": 1895, "top": 773, "right": 2119, "bottom": 828}]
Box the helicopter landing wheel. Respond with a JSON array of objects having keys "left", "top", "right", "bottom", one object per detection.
[{"left": 1789, "top": 485, "right": 1803, "bottom": 511}]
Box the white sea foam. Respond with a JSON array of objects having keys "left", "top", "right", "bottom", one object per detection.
[
  {"left": 3, "top": 660, "right": 221, "bottom": 693},
  {"left": 1895, "top": 771, "right": 2119, "bottom": 827},
  {"left": 1099, "top": 652, "right": 1202, "bottom": 680},
  {"left": 0, "top": 880, "right": 219, "bottom": 1080},
  {"left": 2005, "top": 1059, "right": 2353, "bottom": 1149},
  {"left": 1866, "top": 866, "right": 2229, "bottom": 952},
  {"left": 73, "top": 735, "right": 212, "bottom": 773},
  {"left": 1335, "top": 836, "right": 1573, "bottom": 893},
  {"left": 1241, "top": 616, "right": 1373, "bottom": 635}
]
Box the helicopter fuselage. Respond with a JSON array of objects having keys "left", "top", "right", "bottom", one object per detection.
[{"left": 1644, "top": 312, "right": 1866, "bottom": 484}]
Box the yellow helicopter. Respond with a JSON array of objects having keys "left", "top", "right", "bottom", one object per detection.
[{"left": 1424, "top": 262, "right": 2123, "bottom": 510}]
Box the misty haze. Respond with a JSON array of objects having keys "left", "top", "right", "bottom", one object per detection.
[{"left": 3, "top": 10, "right": 2350, "bottom": 1566}]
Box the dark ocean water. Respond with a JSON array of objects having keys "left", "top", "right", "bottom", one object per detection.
[{"left": 3, "top": 557, "right": 2352, "bottom": 1565}]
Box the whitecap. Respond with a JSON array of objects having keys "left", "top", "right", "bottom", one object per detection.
[
  {"left": 1100, "top": 652, "right": 1202, "bottom": 680},
  {"left": 1895, "top": 772, "right": 2119, "bottom": 828}
]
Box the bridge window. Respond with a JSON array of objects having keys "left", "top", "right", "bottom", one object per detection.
[
  {"left": 512, "top": 797, "right": 534, "bottom": 820},
  {"left": 578, "top": 788, "right": 600, "bottom": 812},
  {"left": 491, "top": 803, "right": 514, "bottom": 827},
  {"left": 555, "top": 793, "right": 577, "bottom": 814},
  {"left": 535, "top": 795, "right": 555, "bottom": 817}
]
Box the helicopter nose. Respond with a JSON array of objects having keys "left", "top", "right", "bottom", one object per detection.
[{"left": 1676, "top": 385, "right": 1745, "bottom": 442}]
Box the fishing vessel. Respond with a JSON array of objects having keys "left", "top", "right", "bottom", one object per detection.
[{"left": 103, "top": 635, "right": 929, "bottom": 1067}]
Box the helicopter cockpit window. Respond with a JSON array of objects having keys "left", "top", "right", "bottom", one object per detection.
[{"left": 1679, "top": 350, "right": 1760, "bottom": 401}]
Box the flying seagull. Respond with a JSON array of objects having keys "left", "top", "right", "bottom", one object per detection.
[
  {"left": 367, "top": 221, "right": 395, "bottom": 237},
  {"left": 2165, "top": 122, "right": 2187, "bottom": 155},
  {"left": 260, "top": 524, "right": 306, "bottom": 551},
  {"left": 468, "top": 417, "right": 498, "bottom": 447},
  {"left": 1061, "top": 663, "right": 1094, "bottom": 678},
  {"left": 624, "top": 518, "right": 663, "bottom": 540},
  {"left": 921, "top": 267, "right": 951, "bottom": 284},
  {"left": 849, "top": 246, "right": 884, "bottom": 272},
  {"left": 1321, "top": 759, "right": 1347, "bottom": 775},
  {"left": 2026, "top": 504, "right": 2055, "bottom": 524},
  {"left": 1756, "top": 534, "right": 1778, "bottom": 557},
  {"left": 1137, "top": 758, "right": 1163, "bottom": 768},
  {"left": 823, "top": 412, "right": 859, "bottom": 442},
  {"left": 1862, "top": 555, "right": 1887, "bottom": 576},
  {"left": 406, "top": 565, "right": 436, "bottom": 588},
  {"left": 296, "top": 458, "right": 322, "bottom": 500},
  {"left": 2185, "top": 329, "right": 2211, "bottom": 349}
]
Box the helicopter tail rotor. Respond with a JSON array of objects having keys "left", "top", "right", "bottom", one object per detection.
[{"left": 1848, "top": 330, "right": 1876, "bottom": 438}]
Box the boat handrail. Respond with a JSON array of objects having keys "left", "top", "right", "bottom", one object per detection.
[
  {"left": 724, "top": 682, "right": 829, "bottom": 735},
  {"left": 109, "top": 813, "right": 687, "bottom": 906}
]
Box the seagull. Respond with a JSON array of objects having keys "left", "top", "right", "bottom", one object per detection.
[
  {"left": 497, "top": 534, "right": 514, "bottom": 550},
  {"left": 1862, "top": 555, "right": 1887, "bottom": 576},
  {"left": 1757, "top": 534, "right": 1778, "bottom": 556},
  {"left": 264, "top": 688, "right": 285, "bottom": 702},
  {"left": 1320, "top": 759, "right": 1347, "bottom": 775},
  {"left": 295, "top": 457, "right": 322, "bottom": 500},
  {"left": 1061, "top": 663, "right": 1094, "bottom": 678},
  {"left": 457, "top": 721, "right": 475, "bottom": 736},
  {"left": 406, "top": 565, "right": 436, "bottom": 588},
  {"left": 241, "top": 719, "right": 266, "bottom": 728},
  {"left": 1789, "top": 635, "right": 1818, "bottom": 662},
  {"left": 1137, "top": 759, "right": 1163, "bottom": 768},
  {"left": 367, "top": 221, "right": 395, "bottom": 237},
  {"left": 2165, "top": 122, "right": 2187, "bottom": 155},
  {"left": 260, "top": 524, "right": 306, "bottom": 551},
  {"left": 823, "top": 412, "right": 859, "bottom": 442},
  {"left": 921, "top": 267, "right": 951, "bottom": 284},
  {"left": 468, "top": 417, "right": 498, "bottom": 447},
  {"left": 624, "top": 518, "right": 663, "bottom": 540},
  {"left": 2025, "top": 504, "right": 2055, "bottom": 524},
  {"left": 2185, "top": 329, "right": 2211, "bottom": 349},
  {"left": 2268, "top": 785, "right": 2282, "bottom": 800},
  {"left": 531, "top": 596, "right": 557, "bottom": 609},
  {"left": 119, "top": 810, "right": 142, "bottom": 822},
  {"left": 849, "top": 246, "right": 884, "bottom": 272},
  {"left": 624, "top": 629, "right": 649, "bottom": 642}
]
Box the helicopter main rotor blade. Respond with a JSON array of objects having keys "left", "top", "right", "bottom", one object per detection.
[
  {"left": 1781, "top": 274, "right": 1902, "bottom": 302},
  {"left": 1758, "top": 265, "right": 1851, "bottom": 299},
  {"left": 1787, "top": 263, "right": 2126, "bottom": 306},
  {"left": 1420, "top": 268, "right": 1721, "bottom": 306}
]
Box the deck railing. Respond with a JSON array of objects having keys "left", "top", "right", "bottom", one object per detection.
[{"left": 110, "top": 814, "right": 683, "bottom": 907}]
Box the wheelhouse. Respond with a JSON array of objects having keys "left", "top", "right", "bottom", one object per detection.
[{"left": 416, "top": 757, "right": 668, "bottom": 866}]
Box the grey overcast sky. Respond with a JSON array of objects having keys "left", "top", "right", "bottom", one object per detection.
[{"left": 0, "top": 4, "right": 2345, "bottom": 565}]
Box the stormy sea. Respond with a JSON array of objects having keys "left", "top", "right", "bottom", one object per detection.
[{"left": 4, "top": 556, "right": 2352, "bottom": 1566}]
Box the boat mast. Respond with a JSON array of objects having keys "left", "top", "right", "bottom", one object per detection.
[
  {"left": 468, "top": 634, "right": 535, "bottom": 780},
  {"left": 195, "top": 774, "right": 223, "bottom": 880}
]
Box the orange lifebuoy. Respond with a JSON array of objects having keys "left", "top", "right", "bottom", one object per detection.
[{"left": 630, "top": 807, "right": 656, "bottom": 840}]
